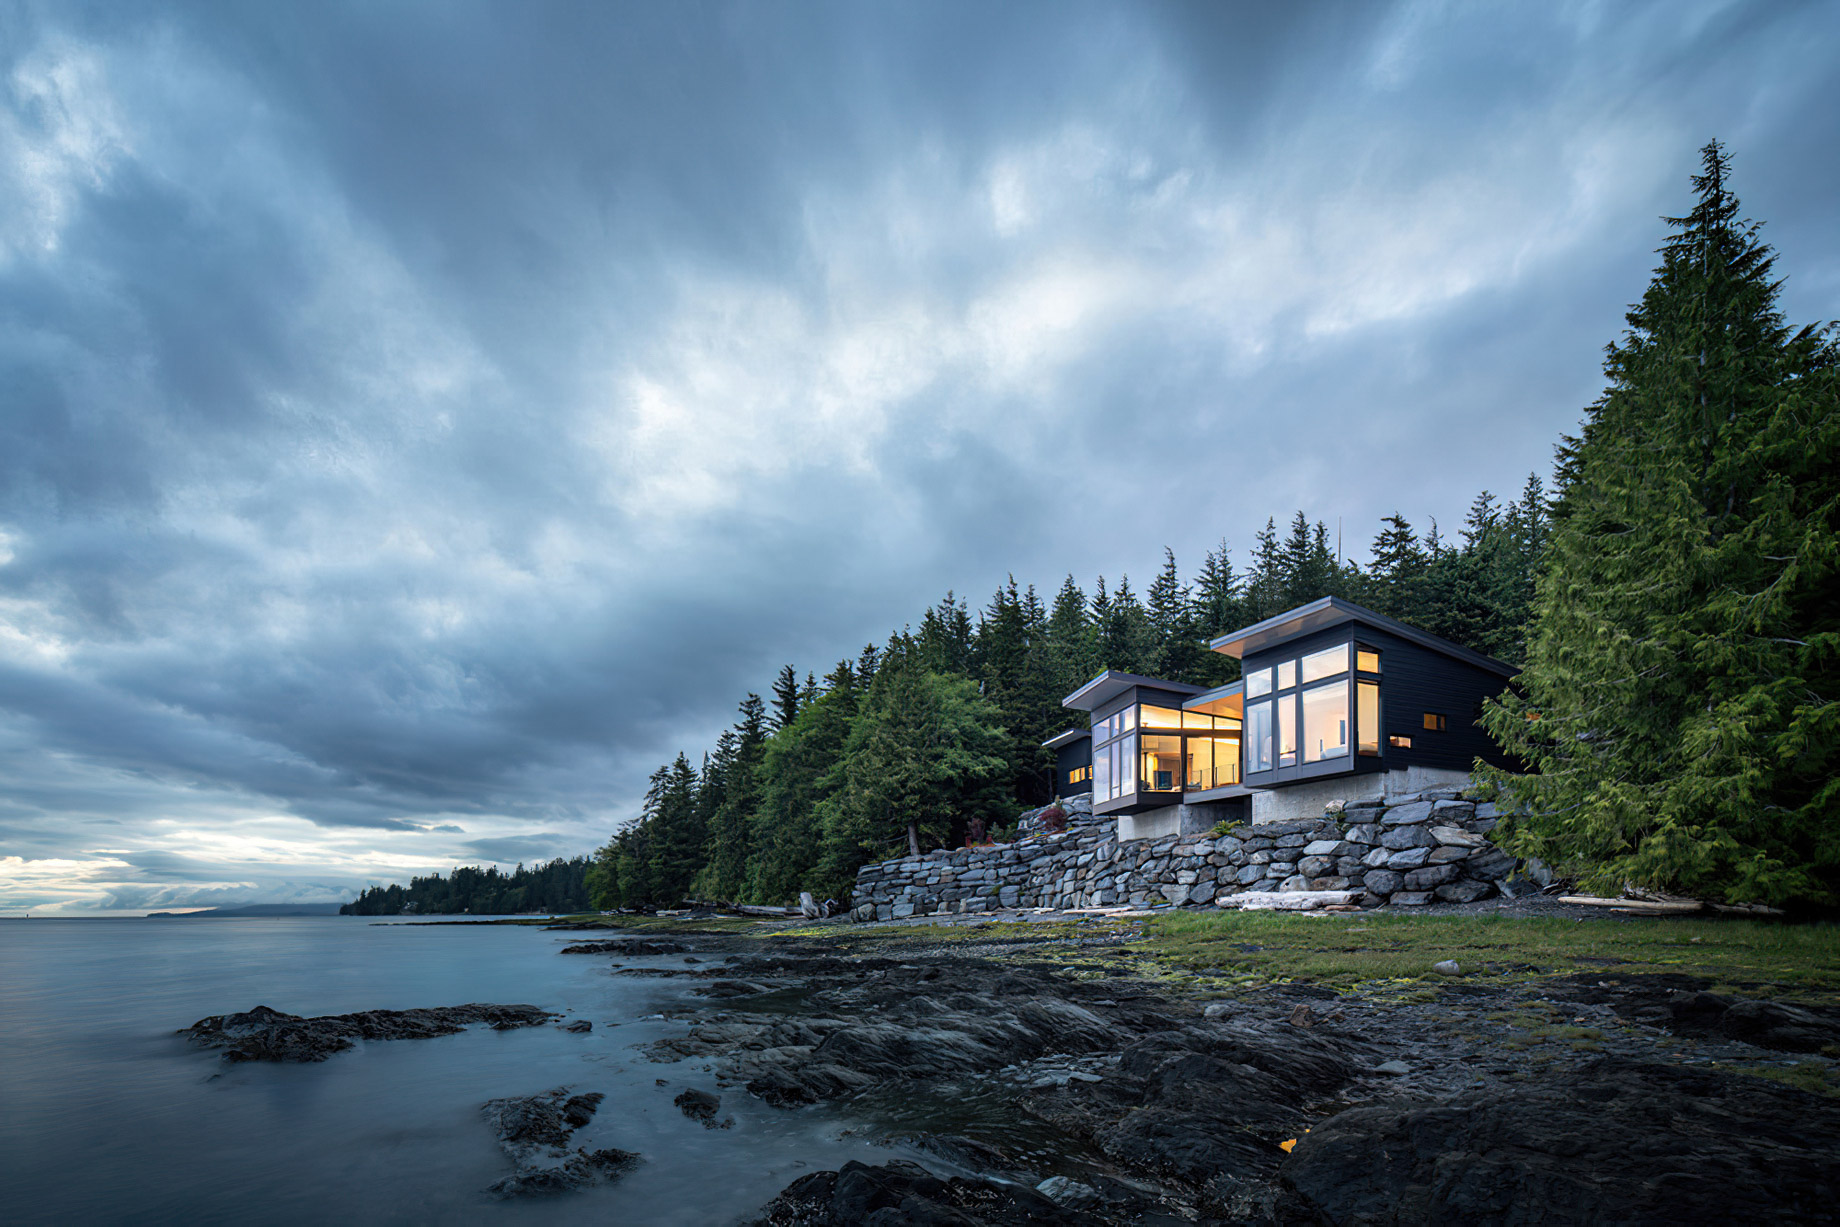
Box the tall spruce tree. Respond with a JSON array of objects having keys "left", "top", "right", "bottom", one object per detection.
[
  {"left": 1481, "top": 142, "right": 1840, "bottom": 906},
  {"left": 771, "top": 664, "right": 801, "bottom": 730},
  {"left": 695, "top": 693, "right": 767, "bottom": 899}
]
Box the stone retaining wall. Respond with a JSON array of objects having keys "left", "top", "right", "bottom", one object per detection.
[{"left": 850, "top": 790, "right": 1520, "bottom": 918}]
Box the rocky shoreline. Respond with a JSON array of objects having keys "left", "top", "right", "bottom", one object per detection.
[{"left": 616, "top": 921, "right": 1840, "bottom": 1225}]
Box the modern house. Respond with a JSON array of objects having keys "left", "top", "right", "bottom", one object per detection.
[{"left": 1047, "top": 597, "right": 1516, "bottom": 839}]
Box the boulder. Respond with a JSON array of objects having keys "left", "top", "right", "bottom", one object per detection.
[
  {"left": 1430, "top": 825, "right": 1486, "bottom": 848},
  {"left": 1435, "top": 880, "right": 1492, "bottom": 904},
  {"left": 1385, "top": 847, "right": 1432, "bottom": 871},
  {"left": 1403, "top": 863, "right": 1460, "bottom": 891},
  {"left": 1381, "top": 801, "right": 1434, "bottom": 826},
  {"left": 1279, "top": 1060, "right": 1840, "bottom": 1226},
  {"left": 1361, "top": 869, "right": 1404, "bottom": 895},
  {"left": 1380, "top": 825, "right": 1437, "bottom": 851},
  {"left": 1389, "top": 891, "right": 1432, "bottom": 906}
]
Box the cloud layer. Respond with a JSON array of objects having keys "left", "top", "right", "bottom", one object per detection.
[{"left": 2, "top": 0, "right": 1836, "bottom": 912}]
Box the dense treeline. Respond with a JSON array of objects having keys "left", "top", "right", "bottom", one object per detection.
[
  {"left": 587, "top": 491, "right": 1549, "bottom": 911},
  {"left": 341, "top": 857, "right": 592, "bottom": 915},
  {"left": 1483, "top": 143, "right": 1839, "bottom": 907}
]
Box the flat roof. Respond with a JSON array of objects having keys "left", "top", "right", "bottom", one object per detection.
[
  {"left": 1208, "top": 596, "right": 1515, "bottom": 678},
  {"left": 1181, "top": 680, "right": 1244, "bottom": 710},
  {"left": 1060, "top": 669, "right": 1206, "bottom": 712},
  {"left": 1041, "top": 727, "right": 1091, "bottom": 749}
]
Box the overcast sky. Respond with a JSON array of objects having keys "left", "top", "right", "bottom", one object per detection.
[{"left": 2, "top": 0, "right": 1835, "bottom": 913}]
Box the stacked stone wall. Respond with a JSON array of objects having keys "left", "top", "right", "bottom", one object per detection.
[{"left": 850, "top": 789, "right": 1520, "bottom": 918}]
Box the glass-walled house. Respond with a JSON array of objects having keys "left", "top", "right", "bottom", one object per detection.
[{"left": 1060, "top": 597, "right": 1516, "bottom": 835}]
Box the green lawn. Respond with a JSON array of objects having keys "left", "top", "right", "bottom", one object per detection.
[{"left": 1136, "top": 910, "right": 1840, "bottom": 997}]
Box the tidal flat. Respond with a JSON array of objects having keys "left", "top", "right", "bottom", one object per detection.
[{"left": 6, "top": 909, "right": 1838, "bottom": 1225}]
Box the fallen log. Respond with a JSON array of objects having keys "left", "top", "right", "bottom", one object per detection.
[
  {"left": 1223, "top": 890, "right": 1363, "bottom": 912},
  {"left": 1558, "top": 895, "right": 1705, "bottom": 914}
]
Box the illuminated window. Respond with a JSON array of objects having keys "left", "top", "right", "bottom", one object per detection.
[
  {"left": 1139, "top": 705, "right": 1184, "bottom": 729},
  {"left": 1246, "top": 701, "right": 1274, "bottom": 772},
  {"left": 1278, "top": 694, "right": 1297, "bottom": 767},
  {"left": 1357, "top": 682, "right": 1380, "bottom": 755},
  {"left": 1140, "top": 735, "right": 1182, "bottom": 791},
  {"left": 1245, "top": 668, "right": 1272, "bottom": 698},
  {"left": 1184, "top": 736, "right": 1242, "bottom": 790},
  {"left": 1301, "top": 644, "right": 1347, "bottom": 684},
  {"left": 1068, "top": 765, "right": 1092, "bottom": 785},
  {"left": 1389, "top": 734, "right": 1413, "bottom": 749},
  {"left": 1277, "top": 660, "right": 1297, "bottom": 690},
  {"left": 1423, "top": 712, "right": 1448, "bottom": 732},
  {"left": 1356, "top": 646, "right": 1381, "bottom": 674},
  {"left": 1302, "top": 679, "right": 1349, "bottom": 763}
]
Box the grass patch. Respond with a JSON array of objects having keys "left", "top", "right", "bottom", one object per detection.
[
  {"left": 1716, "top": 1062, "right": 1840, "bottom": 1098},
  {"left": 1135, "top": 911, "right": 1840, "bottom": 995}
]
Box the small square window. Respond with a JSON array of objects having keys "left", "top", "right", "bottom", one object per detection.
[
  {"left": 1422, "top": 713, "right": 1448, "bottom": 732},
  {"left": 1388, "top": 734, "right": 1413, "bottom": 749}
]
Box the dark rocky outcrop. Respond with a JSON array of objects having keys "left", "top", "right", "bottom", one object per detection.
[
  {"left": 558, "top": 937, "right": 692, "bottom": 955},
  {"left": 674, "top": 1086, "right": 732, "bottom": 1128},
  {"left": 746, "top": 1160, "right": 1106, "bottom": 1226},
  {"left": 1545, "top": 973, "right": 1840, "bottom": 1054},
  {"left": 482, "top": 1087, "right": 639, "bottom": 1197},
  {"left": 1277, "top": 1059, "right": 1840, "bottom": 1225},
  {"left": 181, "top": 1003, "right": 555, "bottom": 1062}
]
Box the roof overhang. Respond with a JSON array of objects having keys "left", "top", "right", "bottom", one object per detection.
[
  {"left": 1061, "top": 670, "right": 1207, "bottom": 713},
  {"left": 1208, "top": 596, "right": 1515, "bottom": 678},
  {"left": 1042, "top": 728, "right": 1091, "bottom": 750}
]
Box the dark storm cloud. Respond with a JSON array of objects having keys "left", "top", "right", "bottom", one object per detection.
[{"left": 1, "top": 0, "right": 1835, "bottom": 910}]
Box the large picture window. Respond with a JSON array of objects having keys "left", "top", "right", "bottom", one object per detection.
[
  {"left": 1301, "top": 678, "right": 1349, "bottom": 762},
  {"left": 1246, "top": 701, "right": 1273, "bottom": 772},
  {"left": 1139, "top": 735, "right": 1182, "bottom": 792},
  {"left": 1357, "top": 681, "right": 1380, "bottom": 756},
  {"left": 1277, "top": 694, "right": 1297, "bottom": 768}
]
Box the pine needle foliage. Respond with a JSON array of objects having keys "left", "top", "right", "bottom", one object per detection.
[{"left": 1480, "top": 142, "right": 1840, "bottom": 906}]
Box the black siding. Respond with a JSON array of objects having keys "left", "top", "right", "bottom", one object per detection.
[{"left": 1055, "top": 738, "right": 1093, "bottom": 798}]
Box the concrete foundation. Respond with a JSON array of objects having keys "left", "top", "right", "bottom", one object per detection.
[
  {"left": 1248, "top": 766, "right": 1473, "bottom": 824},
  {"left": 1117, "top": 798, "right": 1244, "bottom": 842}
]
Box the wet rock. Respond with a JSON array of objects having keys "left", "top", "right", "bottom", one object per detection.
[
  {"left": 1547, "top": 975, "right": 1840, "bottom": 1054},
  {"left": 1034, "top": 1175, "right": 1100, "bottom": 1209},
  {"left": 674, "top": 1087, "right": 733, "bottom": 1129},
  {"left": 181, "top": 1003, "right": 555, "bottom": 1063},
  {"left": 481, "top": 1087, "right": 638, "bottom": 1197},
  {"left": 559, "top": 938, "right": 692, "bottom": 956},
  {"left": 747, "top": 1160, "right": 1105, "bottom": 1226},
  {"left": 697, "top": 980, "right": 768, "bottom": 998},
  {"left": 1278, "top": 1059, "right": 1840, "bottom": 1225},
  {"left": 563, "top": 1019, "right": 592, "bottom": 1033},
  {"left": 1023, "top": 1021, "right": 1367, "bottom": 1216}
]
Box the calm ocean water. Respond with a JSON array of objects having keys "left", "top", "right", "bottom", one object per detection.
[{"left": 0, "top": 917, "right": 913, "bottom": 1225}]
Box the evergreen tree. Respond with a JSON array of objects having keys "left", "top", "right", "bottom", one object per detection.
[
  {"left": 820, "top": 663, "right": 1009, "bottom": 880},
  {"left": 1246, "top": 518, "right": 1283, "bottom": 620},
  {"left": 749, "top": 668, "right": 859, "bottom": 902},
  {"left": 695, "top": 694, "right": 767, "bottom": 899},
  {"left": 771, "top": 664, "right": 801, "bottom": 730},
  {"left": 1046, "top": 574, "right": 1098, "bottom": 704},
  {"left": 1191, "top": 540, "right": 1244, "bottom": 687},
  {"left": 1146, "top": 547, "right": 1204, "bottom": 684},
  {"left": 1367, "top": 514, "right": 1426, "bottom": 622},
  {"left": 1481, "top": 142, "right": 1840, "bottom": 906},
  {"left": 644, "top": 753, "right": 703, "bottom": 903}
]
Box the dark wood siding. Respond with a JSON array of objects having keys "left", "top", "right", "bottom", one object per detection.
[
  {"left": 1055, "top": 738, "right": 1092, "bottom": 798},
  {"left": 1354, "top": 626, "right": 1515, "bottom": 774}
]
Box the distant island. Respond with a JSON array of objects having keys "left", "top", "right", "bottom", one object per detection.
[{"left": 146, "top": 903, "right": 348, "bottom": 918}]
